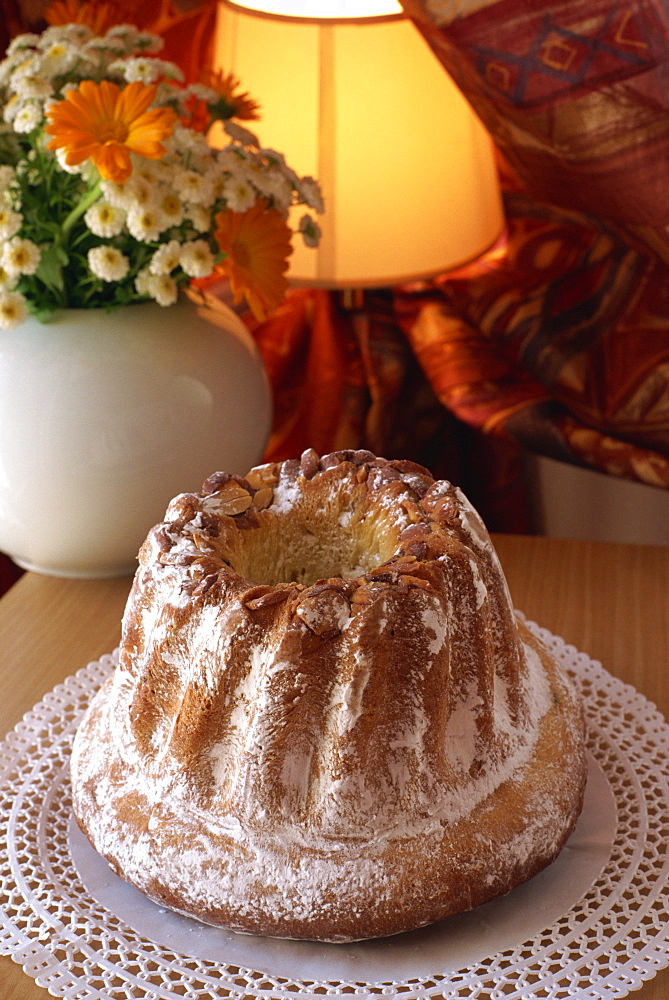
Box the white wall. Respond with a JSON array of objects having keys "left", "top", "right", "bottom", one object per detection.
[{"left": 528, "top": 454, "right": 669, "bottom": 546}]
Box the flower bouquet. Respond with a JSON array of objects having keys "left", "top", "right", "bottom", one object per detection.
[{"left": 0, "top": 20, "right": 323, "bottom": 327}]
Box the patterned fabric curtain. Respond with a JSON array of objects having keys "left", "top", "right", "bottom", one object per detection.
[
  {"left": 239, "top": 285, "right": 533, "bottom": 533},
  {"left": 395, "top": 0, "right": 669, "bottom": 488},
  {"left": 243, "top": 0, "right": 669, "bottom": 536}
]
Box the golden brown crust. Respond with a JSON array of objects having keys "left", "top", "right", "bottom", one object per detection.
[{"left": 70, "top": 450, "right": 587, "bottom": 942}]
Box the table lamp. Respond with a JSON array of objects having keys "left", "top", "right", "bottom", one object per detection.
[{"left": 213, "top": 0, "right": 505, "bottom": 290}]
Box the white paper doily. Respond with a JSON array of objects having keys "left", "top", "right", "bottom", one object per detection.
[{"left": 0, "top": 619, "right": 667, "bottom": 999}]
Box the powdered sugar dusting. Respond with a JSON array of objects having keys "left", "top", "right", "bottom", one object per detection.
[
  {"left": 72, "top": 623, "right": 581, "bottom": 942},
  {"left": 297, "top": 596, "right": 351, "bottom": 634},
  {"left": 270, "top": 477, "right": 301, "bottom": 514},
  {"left": 421, "top": 598, "right": 449, "bottom": 656},
  {"left": 454, "top": 487, "right": 492, "bottom": 552},
  {"left": 71, "top": 452, "right": 586, "bottom": 942},
  {"left": 468, "top": 556, "right": 488, "bottom": 609},
  {"left": 326, "top": 652, "right": 371, "bottom": 735}
]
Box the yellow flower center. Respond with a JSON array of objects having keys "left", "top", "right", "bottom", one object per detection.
[
  {"left": 161, "top": 194, "right": 181, "bottom": 215},
  {"left": 98, "top": 121, "right": 130, "bottom": 144}
]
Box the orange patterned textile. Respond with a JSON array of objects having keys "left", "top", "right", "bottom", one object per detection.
[
  {"left": 243, "top": 286, "right": 533, "bottom": 533},
  {"left": 393, "top": 0, "right": 669, "bottom": 488}
]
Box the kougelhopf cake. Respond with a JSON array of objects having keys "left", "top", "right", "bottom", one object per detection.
[{"left": 71, "top": 449, "right": 587, "bottom": 942}]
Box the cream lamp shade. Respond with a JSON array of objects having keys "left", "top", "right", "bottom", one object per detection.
[{"left": 214, "top": 1, "right": 504, "bottom": 288}]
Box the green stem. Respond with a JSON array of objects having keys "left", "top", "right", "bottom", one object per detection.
[{"left": 61, "top": 180, "right": 102, "bottom": 237}]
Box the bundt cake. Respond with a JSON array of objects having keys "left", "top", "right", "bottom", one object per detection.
[{"left": 71, "top": 449, "right": 587, "bottom": 943}]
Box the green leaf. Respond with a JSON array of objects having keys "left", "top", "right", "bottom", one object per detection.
[
  {"left": 35, "top": 243, "right": 68, "bottom": 294},
  {"left": 29, "top": 302, "right": 59, "bottom": 323}
]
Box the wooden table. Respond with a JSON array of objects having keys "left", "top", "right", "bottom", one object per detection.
[{"left": 0, "top": 534, "right": 667, "bottom": 999}]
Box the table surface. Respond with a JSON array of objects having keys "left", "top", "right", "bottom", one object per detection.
[{"left": 0, "top": 533, "right": 667, "bottom": 999}]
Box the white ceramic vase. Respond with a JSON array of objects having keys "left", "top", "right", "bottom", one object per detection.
[{"left": 0, "top": 293, "right": 272, "bottom": 578}]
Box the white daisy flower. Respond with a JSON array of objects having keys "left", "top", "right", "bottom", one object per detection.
[
  {"left": 6, "top": 34, "right": 41, "bottom": 55},
  {"left": 105, "top": 24, "right": 140, "bottom": 43},
  {"left": 134, "top": 266, "right": 152, "bottom": 296},
  {"left": 84, "top": 201, "right": 126, "bottom": 238},
  {"left": 99, "top": 180, "right": 128, "bottom": 208},
  {"left": 19, "top": 167, "right": 39, "bottom": 186},
  {"left": 13, "top": 102, "right": 42, "bottom": 134},
  {"left": 167, "top": 122, "right": 199, "bottom": 150},
  {"left": 165, "top": 124, "right": 211, "bottom": 161},
  {"left": 0, "top": 265, "right": 15, "bottom": 289},
  {"left": 179, "top": 240, "right": 214, "bottom": 278},
  {"left": 0, "top": 290, "right": 28, "bottom": 329},
  {"left": 40, "top": 41, "right": 78, "bottom": 76},
  {"left": 8, "top": 53, "right": 41, "bottom": 82},
  {"left": 2, "top": 93, "right": 21, "bottom": 124},
  {"left": 155, "top": 189, "right": 184, "bottom": 228},
  {"left": 185, "top": 204, "right": 211, "bottom": 234},
  {"left": 0, "top": 206, "right": 23, "bottom": 240},
  {"left": 297, "top": 176, "right": 325, "bottom": 215},
  {"left": 250, "top": 166, "right": 292, "bottom": 214},
  {"left": 174, "top": 169, "right": 215, "bottom": 207},
  {"left": 110, "top": 57, "right": 161, "bottom": 84},
  {"left": 123, "top": 175, "right": 156, "bottom": 209},
  {"left": 88, "top": 246, "right": 130, "bottom": 282},
  {"left": 217, "top": 145, "right": 248, "bottom": 171},
  {"left": 147, "top": 273, "right": 178, "bottom": 307},
  {"left": 113, "top": 56, "right": 183, "bottom": 84},
  {"left": 193, "top": 154, "right": 220, "bottom": 182},
  {"left": 127, "top": 205, "right": 167, "bottom": 242},
  {"left": 135, "top": 31, "right": 164, "bottom": 54},
  {"left": 83, "top": 36, "right": 126, "bottom": 59},
  {"left": 155, "top": 81, "right": 188, "bottom": 114},
  {"left": 40, "top": 23, "right": 91, "bottom": 46},
  {"left": 222, "top": 174, "right": 256, "bottom": 213},
  {"left": 2, "top": 237, "right": 40, "bottom": 276},
  {"left": 210, "top": 172, "right": 229, "bottom": 205},
  {"left": 150, "top": 240, "right": 182, "bottom": 275},
  {"left": 0, "top": 191, "right": 17, "bottom": 213},
  {"left": 129, "top": 160, "right": 165, "bottom": 186},
  {"left": 186, "top": 83, "right": 219, "bottom": 103},
  {"left": 260, "top": 145, "right": 286, "bottom": 164},
  {"left": 12, "top": 73, "right": 52, "bottom": 100}
]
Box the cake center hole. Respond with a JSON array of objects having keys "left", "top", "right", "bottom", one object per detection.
[{"left": 231, "top": 493, "right": 400, "bottom": 587}]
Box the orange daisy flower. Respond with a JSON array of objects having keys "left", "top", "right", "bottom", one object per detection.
[
  {"left": 202, "top": 69, "right": 261, "bottom": 122},
  {"left": 181, "top": 69, "right": 261, "bottom": 134},
  {"left": 45, "top": 0, "right": 129, "bottom": 34},
  {"left": 45, "top": 80, "right": 177, "bottom": 184},
  {"left": 180, "top": 93, "right": 212, "bottom": 135},
  {"left": 214, "top": 201, "right": 293, "bottom": 321}
]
